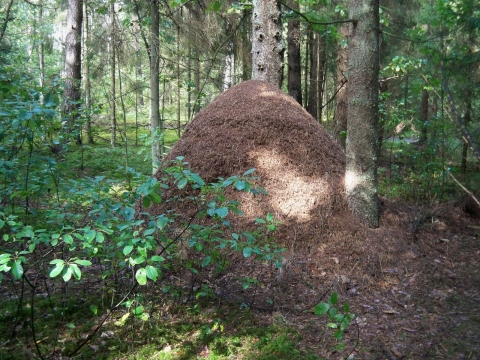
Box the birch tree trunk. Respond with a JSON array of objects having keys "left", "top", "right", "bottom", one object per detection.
[
  {"left": 251, "top": 0, "right": 284, "bottom": 88},
  {"left": 346, "top": 0, "right": 380, "bottom": 228}
]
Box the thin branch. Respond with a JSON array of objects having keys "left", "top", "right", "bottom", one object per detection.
[
  {"left": 280, "top": 1, "right": 355, "bottom": 26},
  {"left": 444, "top": 166, "right": 480, "bottom": 207}
]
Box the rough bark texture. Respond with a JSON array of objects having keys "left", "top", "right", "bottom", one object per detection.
[
  {"left": 346, "top": 0, "right": 379, "bottom": 228},
  {"left": 333, "top": 24, "right": 349, "bottom": 150},
  {"left": 64, "top": 0, "right": 82, "bottom": 144},
  {"left": 306, "top": 30, "right": 318, "bottom": 118},
  {"left": 110, "top": 2, "right": 116, "bottom": 148},
  {"left": 150, "top": 0, "right": 162, "bottom": 173},
  {"left": 287, "top": 0, "right": 302, "bottom": 105},
  {"left": 251, "top": 0, "right": 284, "bottom": 88}
]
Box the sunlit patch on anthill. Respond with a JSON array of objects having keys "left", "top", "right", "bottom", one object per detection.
[{"left": 246, "top": 148, "right": 330, "bottom": 222}]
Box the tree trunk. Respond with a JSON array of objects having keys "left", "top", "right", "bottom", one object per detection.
[
  {"left": 251, "top": 0, "right": 284, "bottom": 88},
  {"left": 419, "top": 88, "right": 429, "bottom": 143},
  {"left": 346, "top": 0, "right": 380, "bottom": 228},
  {"left": 176, "top": 24, "right": 181, "bottom": 138},
  {"left": 109, "top": 2, "right": 116, "bottom": 148},
  {"left": 461, "top": 89, "right": 472, "bottom": 180},
  {"left": 317, "top": 34, "right": 326, "bottom": 121},
  {"left": 287, "top": 0, "right": 302, "bottom": 105},
  {"left": 333, "top": 24, "right": 348, "bottom": 150},
  {"left": 64, "top": 0, "right": 83, "bottom": 145},
  {"left": 83, "top": 0, "right": 93, "bottom": 144},
  {"left": 150, "top": 0, "right": 162, "bottom": 174},
  {"left": 307, "top": 30, "right": 318, "bottom": 119}
]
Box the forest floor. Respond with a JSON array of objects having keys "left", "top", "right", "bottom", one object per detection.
[{"left": 217, "top": 198, "right": 480, "bottom": 359}]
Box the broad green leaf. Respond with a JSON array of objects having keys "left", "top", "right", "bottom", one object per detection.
[
  {"left": 314, "top": 302, "right": 330, "bottom": 315},
  {"left": 201, "top": 255, "right": 211, "bottom": 267},
  {"left": 243, "top": 168, "right": 256, "bottom": 176},
  {"left": 142, "top": 196, "right": 151, "bottom": 208},
  {"left": 63, "top": 234, "right": 73, "bottom": 245},
  {"left": 150, "top": 192, "right": 162, "bottom": 203},
  {"left": 63, "top": 267, "right": 73, "bottom": 282},
  {"left": 135, "top": 268, "right": 147, "bottom": 285},
  {"left": 95, "top": 232, "right": 105, "bottom": 243},
  {"left": 0, "top": 220, "right": 4, "bottom": 229},
  {"left": 74, "top": 259, "right": 92, "bottom": 266},
  {"left": 84, "top": 229, "right": 96, "bottom": 242},
  {"left": 133, "top": 306, "right": 144, "bottom": 316},
  {"left": 215, "top": 207, "right": 228, "bottom": 218},
  {"left": 70, "top": 264, "right": 81, "bottom": 280},
  {"left": 234, "top": 180, "right": 245, "bottom": 190},
  {"left": 177, "top": 178, "right": 188, "bottom": 189},
  {"left": 157, "top": 216, "right": 168, "bottom": 229},
  {"left": 334, "top": 329, "right": 344, "bottom": 340},
  {"left": 189, "top": 173, "right": 205, "bottom": 186},
  {"left": 50, "top": 263, "right": 64, "bottom": 278},
  {"left": 243, "top": 247, "right": 252, "bottom": 258},
  {"left": 330, "top": 292, "right": 338, "bottom": 305},
  {"left": 145, "top": 265, "right": 158, "bottom": 281},
  {"left": 327, "top": 323, "right": 338, "bottom": 328},
  {"left": 266, "top": 213, "right": 274, "bottom": 222},
  {"left": 151, "top": 255, "right": 165, "bottom": 262},
  {"left": 123, "top": 245, "right": 133, "bottom": 256},
  {"left": 11, "top": 260, "right": 24, "bottom": 280},
  {"left": 90, "top": 305, "right": 98, "bottom": 315},
  {"left": 343, "top": 303, "right": 350, "bottom": 313}
]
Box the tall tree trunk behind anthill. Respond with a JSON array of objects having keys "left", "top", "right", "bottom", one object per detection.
[
  {"left": 307, "top": 30, "right": 318, "bottom": 119},
  {"left": 64, "top": 0, "right": 83, "bottom": 145},
  {"left": 251, "top": 0, "right": 284, "bottom": 88},
  {"left": 150, "top": 0, "right": 162, "bottom": 174},
  {"left": 346, "top": 0, "right": 380, "bottom": 228},
  {"left": 109, "top": 2, "right": 116, "bottom": 148},
  {"left": 333, "top": 24, "right": 348, "bottom": 150},
  {"left": 287, "top": 0, "right": 302, "bottom": 105},
  {"left": 83, "top": 0, "right": 93, "bottom": 144}
]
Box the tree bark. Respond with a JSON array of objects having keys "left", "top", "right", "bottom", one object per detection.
[
  {"left": 64, "top": 0, "right": 83, "bottom": 145},
  {"left": 150, "top": 0, "right": 162, "bottom": 173},
  {"left": 346, "top": 0, "right": 380, "bottom": 228},
  {"left": 82, "top": 0, "right": 93, "bottom": 144},
  {"left": 307, "top": 30, "right": 318, "bottom": 119},
  {"left": 333, "top": 24, "right": 348, "bottom": 150},
  {"left": 251, "top": 0, "right": 284, "bottom": 88},
  {"left": 109, "top": 2, "right": 116, "bottom": 148},
  {"left": 287, "top": 0, "right": 302, "bottom": 105}
]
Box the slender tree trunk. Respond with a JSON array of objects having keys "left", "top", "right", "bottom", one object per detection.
[
  {"left": 461, "top": 89, "right": 472, "bottom": 180},
  {"left": 346, "top": 0, "right": 380, "bottom": 228},
  {"left": 150, "top": 0, "right": 162, "bottom": 173},
  {"left": 38, "top": 1, "right": 44, "bottom": 101},
  {"left": 333, "top": 24, "right": 348, "bottom": 149},
  {"left": 110, "top": 2, "right": 116, "bottom": 148},
  {"left": 287, "top": 0, "right": 302, "bottom": 105},
  {"left": 419, "top": 88, "right": 429, "bottom": 143},
  {"left": 251, "top": 0, "right": 284, "bottom": 87},
  {"left": 317, "top": 34, "right": 326, "bottom": 121},
  {"left": 64, "top": 0, "right": 83, "bottom": 145},
  {"left": 303, "top": 31, "right": 309, "bottom": 108},
  {"left": 307, "top": 31, "right": 318, "bottom": 119},
  {"left": 176, "top": 24, "right": 181, "bottom": 138},
  {"left": 83, "top": 0, "right": 93, "bottom": 144},
  {"left": 132, "top": 13, "right": 144, "bottom": 106}
]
